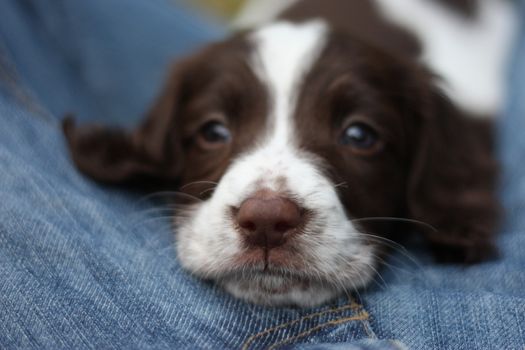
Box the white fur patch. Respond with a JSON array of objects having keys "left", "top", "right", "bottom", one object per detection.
[
  {"left": 249, "top": 20, "right": 328, "bottom": 146},
  {"left": 373, "top": 0, "right": 517, "bottom": 116}
]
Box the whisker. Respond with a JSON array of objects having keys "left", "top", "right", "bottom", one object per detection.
[
  {"left": 333, "top": 182, "right": 348, "bottom": 189},
  {"left": 378, "top": 257, "right": 421, "bottom": 281},
  {"left": 364, "top": 260, "right": 388, "bottom": 291},
  {"left": 351, "top": 217, "right": 438, "bottom": 232},
  {"left": 199, "top": 187, "right": 217, "bottom": 196},
  {"left": 360, "top": 234, "right": 419, "bottom": 262},
  {"left": 180, "top": 181, "right": 218, "bottom": 191},
  {"left": 135, "top": 191, "right": 203, "bottom": 206},
  {"left": 359, "top": 232, "right": 428, "bottom": 280},
  {"left": 132, "top": 217, "right": 179, "bottom": 228},
  {"left": 358, "top": 232, "right": 412, "bottom": 252},
  {"left": 127, "top": 201, "right": 196, "bottom": 225},
  {"left": 332, "top": 273, "right": 354, "bottom": 301},
  {"left": 131, "top": 204, "right": 193, "bottom": 215}
]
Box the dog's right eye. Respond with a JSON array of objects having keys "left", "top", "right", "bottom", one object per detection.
[
  {"left": 339, "top": 122, "right": 383, "bottom": 156},
  {"left": 197, "top": 121, "right": 232, "bottom": 148}
]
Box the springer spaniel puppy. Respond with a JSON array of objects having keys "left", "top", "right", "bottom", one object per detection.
[{"left": 63, "top": 0, "right": 515, "bottom": 306}]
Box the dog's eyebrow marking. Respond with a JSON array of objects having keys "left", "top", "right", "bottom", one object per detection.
[{"left": 249, "top": 20, "right": 328, "bottom": 147}]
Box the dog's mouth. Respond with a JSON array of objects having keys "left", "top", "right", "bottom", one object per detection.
[
  {"left": 232, "top": 245, "right": 307, "bottom": 269},
  {"left": 217, "top": 248, "right": 324, "bottom": 297}
]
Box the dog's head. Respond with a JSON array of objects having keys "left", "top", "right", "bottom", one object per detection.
[{"left": 64, "top": 21, "right": 498, "bottom": 307}]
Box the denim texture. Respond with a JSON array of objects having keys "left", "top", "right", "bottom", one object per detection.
[
  {"left": 0, "top": 0, "right": 225, "bottom": 126},
  {"left": 0, "top": 0, "right": 524, "bottom": 349}
]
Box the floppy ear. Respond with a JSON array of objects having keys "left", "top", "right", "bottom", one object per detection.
[
  {"left": 63, "top": 65, "right": 184, "bottom": 186},
  {"left": 407, "top": 79, "right": 500, "bottom": 263}
]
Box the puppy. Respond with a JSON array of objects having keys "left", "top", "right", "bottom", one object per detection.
[{"left": 63, "top": 0, "right": 515, "bottom": 307}]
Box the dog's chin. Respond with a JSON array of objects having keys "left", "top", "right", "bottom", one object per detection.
[
  {"left": 220, "top": 273, "right": 340, "bottom": 307},
  {"left": 214, "top": 265, "right": 374, "bottom": 307}
]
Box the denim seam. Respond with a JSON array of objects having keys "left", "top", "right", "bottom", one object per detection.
[
  {"left": 267, "top": 311, "right": 370, "bottom": 350},
  {"left": 241, "top": 298, "right": 365, "bottom": 350},
  {"left": 358, "top": 304, "right": 378, "bottom": 339},
  {"left": 360, "top": 317, "right": 377, "bottom": 339}
]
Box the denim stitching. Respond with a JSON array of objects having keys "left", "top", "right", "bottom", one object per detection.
[
  {"left": 267, "top": 311, "right": 370, "bottom": 350},
  {"left": 359, "top": 306, "right": 378, "bottom": 339},
  {"left": 241, "top": 299, "right": 361, "bottom": 350},
  {"left": 360, "top": 318, "right": 377, "bottom": 339}
]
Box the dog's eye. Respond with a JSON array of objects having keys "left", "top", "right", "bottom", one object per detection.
[
  {"left": 198, "top": 121, "right": 232, "bottom": 146},
  {"left": 340, "top": 122, "right": 379, "bottom": 153}
]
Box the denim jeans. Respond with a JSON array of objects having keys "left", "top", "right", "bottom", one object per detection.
[{"left": 0, "top": 1, "right": 524, "bottom": 349}]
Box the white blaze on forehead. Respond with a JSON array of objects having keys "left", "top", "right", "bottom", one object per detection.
[{"left": 249, "top": 21, "right": 328, "bottom": 146}]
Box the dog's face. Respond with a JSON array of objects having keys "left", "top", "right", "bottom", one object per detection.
[{"left": 64, "top": 21, "right": 499, "bottom": 307}]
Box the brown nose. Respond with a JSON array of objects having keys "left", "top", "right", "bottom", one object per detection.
[{"left": 236, "top": 190, "right": 302, "bottom": 249}]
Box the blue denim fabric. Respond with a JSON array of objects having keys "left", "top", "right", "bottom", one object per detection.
[
  {"left": 0, "top": 0, "right": 225, "bottom": 126},
  {"left": 0, "top": 0, "right": 524, "bottom": 349}
]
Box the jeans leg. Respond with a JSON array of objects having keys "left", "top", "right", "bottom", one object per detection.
[
  {"left": 498, "top": 1, "right": 525, "bottom": 222},
  {"left": 0, "top": 0, "right": 225, "bottom": 126}
]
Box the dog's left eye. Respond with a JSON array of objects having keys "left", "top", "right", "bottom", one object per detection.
[
  {"left": 199, "top": 121, "right": 232, "bottom": 145},
  {"left": 340, "top": 122, "right": 380, "bottom": 152}
]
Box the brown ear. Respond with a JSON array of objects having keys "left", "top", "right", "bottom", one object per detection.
[
  {"left": 63, "top": 65, "right": 184, "bottom": 186},
  {"left": 407, "top": 83, "right": 500, "bottom": 263}
]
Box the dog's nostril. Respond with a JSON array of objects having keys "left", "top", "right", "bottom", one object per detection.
[
  {"left": 240, "top": 220, "right": 256, "bottom": 232},
  {"left": 236, "top": 190, "right": 303, "bottom": 249},
  {"left": 274, "top": 221, "right": 292, "bottom": 233}
]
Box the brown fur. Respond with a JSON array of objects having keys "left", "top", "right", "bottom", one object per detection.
[{"left": 64, "top": 2, "right": 499, "bottom": 264}]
